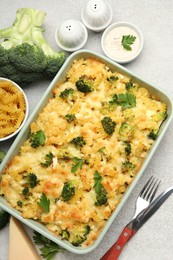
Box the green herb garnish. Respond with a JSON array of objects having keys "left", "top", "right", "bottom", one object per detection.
[
  {"left": 117, "top": 92, "right": 136, "bottom": 109},
  {"left": 71, "top": 157, "right": 88, "bottom": 173},
  {"left": 121, "top": 35, "right": 136, "bottom": 51},
  {"left": 29, "top": 130, "right": 45, "bottom": 148},
  {"left": 38, "top": 193, "right": 50, "bottom": 212},
  {"left": 33, "top": 231, "right": 64, "bottom": 260},
  {"left": 93, "top": 171, "right": 108, "bottom": 206}
]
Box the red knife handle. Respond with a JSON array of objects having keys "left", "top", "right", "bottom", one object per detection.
[{"left": 101, "top": 226, "right": 136, "bottom": 260}]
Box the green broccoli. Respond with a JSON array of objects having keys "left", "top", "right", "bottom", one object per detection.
[
  {"left": 70, "top": 136, "right": 86, "bottom": 148},
  {"left": 29, "top": 130, "right": 45, "bottom": 148},
  {"left": 152, "top": 111, "right": 168, "bottom": 122},
  {"left": 122, "top": 160, "right": 135, "bottom": 173},
  {"left": 0, "top": 150, "right": 6, "bottom": 164},
  {"left": 22, "top": 187, "right": 30, "bottom": 197},
  {"left": 125, "top": 81, "right": 135, "bottom": 90},
  {"left": 124, "top": 141, "right": 131, "bottom": 156},
  {"left": 60, "top": 229, "right": 70, "bottom": 240},
  {"left": 101, "top": 116, "right": 116, "bottom": 135},
  {"left": 0, "top": 209, "right": 10, "bottom": 230},
  {"left": 27, "top": 173, "right": 39, "bottom": 188},
  {"left": 71, "top": 225, "right": 91, "bottom": 246},
  {"left": 65, "top": 114, "right": 76, "bottom": 122},
  {"left": 40, "top": 152, "right": 54, "bottom": 168},
  {"left": 119, "top": 122, "right": 134, "bottom": 141},
  {"left": 59, "top": 88, "right": 74, "bottom": 99},
  {"left": 75, "top": 75, "right": 94, "bottom": 93},
  {"left": 148, "top": 130, "right": 158, "bottom": 140},
  {"left": 94, "top": 171, "right": 108, "bottom": 206},
  {"left": 0, "top": 8, "right": 66, "bottom": 86},
  {"left": 61, "top": 181, "right": 75, "bottom": 202},
  {"left": 107, "top": 75, "right": 118, "bottom": 83}
]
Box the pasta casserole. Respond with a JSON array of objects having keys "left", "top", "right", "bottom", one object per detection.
[{"left": 0, "top": 58, "right": 167, "bottom": 247}]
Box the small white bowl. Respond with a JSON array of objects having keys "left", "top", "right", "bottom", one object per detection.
[
  {"left": 81, "top": 0, "right": 112, "bottom": 32},
  {"left": 101, "top": 22, "right": 144, "bottom": 63},
  {"left": 55, "top": 19, "right": 88, "bottom": 52},
  {"left": 0, "top": 78, "right": 29, "bottom": 142}
]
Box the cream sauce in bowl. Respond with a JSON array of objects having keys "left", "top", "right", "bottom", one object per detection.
[{"left": 101, "top": 22, "right": 143, "bottom": 63}]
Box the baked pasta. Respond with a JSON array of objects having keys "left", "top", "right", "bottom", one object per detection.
[{"left": 0, "top": 58, "right": 167, "bottom": 247}]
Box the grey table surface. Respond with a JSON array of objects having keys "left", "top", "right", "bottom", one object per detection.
[{"left": 0, "top": 0, "right": 173, "bottom": 259}]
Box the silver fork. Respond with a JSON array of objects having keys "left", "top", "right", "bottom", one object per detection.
[
  {"left": 132, "top": 176, "right": 160, "bottom": 219},
  {"left": 101, "top": 176, "right": 160, "bottom": 260}
]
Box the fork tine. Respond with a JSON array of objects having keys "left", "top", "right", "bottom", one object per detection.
[
  {"left": 139, "top": 176, "right": 154, "bottom": 197},
  {"left": 141, "top": 176, "right": 160, "bottom": 203},
  {"left": 147, "top": 179, "right": 161, "bottom": 202}
]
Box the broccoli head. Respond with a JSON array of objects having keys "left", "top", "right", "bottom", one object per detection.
[
  {"left": 75, "top": 75, "right": 94, "bottom": 93},
  {"left": 59, "top": 88, "right": 74, "bottom": 99},
  {"left": 70, "top": 136, "right": 86, "bottom": 148},
  {"left": 101, "top": 116, "right": 116, "bottom": 135},
  {"left": 0, "top": 210, "right": 10, "bottom": 230},
  {"left": 107, "top": 75, "right": 118, "bottom": 83},
  {"left": 71, "top": 225, "right": 91, "bottom": 246},
  {"left": 122, "top": 160, "right": 135, "bottom": 174},
  {"left": 60, "top": 229, "right": 70, "bottom": 240},
  {"left": 119, "top": 122, "right": 134, "bottom": 141},
  {"left": 61, "top": 181, "right": 75, "bottom": 202},
  {"left": 0, "top": 8, "right": 66, "bottom": 86},
  {"left": 124, "top": 141, "right": 131, "bottom": 156},
  {"left": 65, "top": 114, "right": 76, "bottom": 123},
  {"left": 148, "top": 130, "right": 158, "bottom": 140}
]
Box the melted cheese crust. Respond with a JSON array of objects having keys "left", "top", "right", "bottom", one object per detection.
[{"left": 0, "top": 58, "right": 167, "bottom": 247}]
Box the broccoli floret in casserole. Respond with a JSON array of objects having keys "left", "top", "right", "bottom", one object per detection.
[
  {"left": 61, "top": 181, "right": 76, "bottom": 202},
  {"left": 148, "top": 130, "right": 158, "bottom": 140},
  {"left": 70, "top": 136, "right": 86, "bottom": 148},
  {"left": 119, "top": 122, "right": 134, "bottom": 141},
  {"left": 124, "top": 141, "right": 132, "bottom": 156},
  {"left": 107, "top": 75, "right": 118, "bottom": 83},
  {"left": 64, "top": 114, "right": 76, "bottom": 123},
  {"left": 60, "top": 229, "right": 70, "bottom": 240},
  {"left": 71, "top": 225, "right": 91, "bottom": 246},
  {"left": 0, "top": 8, "right": 66, "bottom": 86},
  {"left": 59, "top": 88, "right": 74, "bottom": 99},
  {"left": 75, "top": 75, "right": 94, "bottom": 93},
  {"left": 101, "top": 117, "right": 116, "bottom": 135},
  {"left": 27, "top": 173, "right": 39, "bottom": 188},
  {"left": 40, "top": 152, "right": 54, "bottom": 168},
  {"left": 122, "top": 160, "right": 135, "bottom": 174},
  {"left": 152, "top": 111, "right": 168, "bottom": 123}
]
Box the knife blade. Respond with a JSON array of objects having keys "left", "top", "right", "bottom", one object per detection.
[
  {"left": 133, "top": 186, "right": 173, "bottom": 230},
  {"left": 101, "top": 186, "right": 173, "bottom": 260}
]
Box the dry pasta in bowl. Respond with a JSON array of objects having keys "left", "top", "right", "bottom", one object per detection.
[{"left": 0, "top": 78, "right": 29, "bottom": 141}]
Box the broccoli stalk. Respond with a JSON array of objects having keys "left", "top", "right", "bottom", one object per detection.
[{"left": 0, "top": 8, "right": 66, "bottom": 85}]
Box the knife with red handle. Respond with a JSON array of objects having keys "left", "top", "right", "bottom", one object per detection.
[{"left": 101, "top": 186, "right": 173, "bottom": 260}]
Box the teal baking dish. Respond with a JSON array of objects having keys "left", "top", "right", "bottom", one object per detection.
[{"left": 0, "top": 50, "right": 172, "bottom": 254}]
